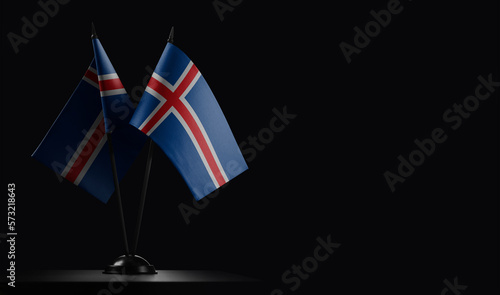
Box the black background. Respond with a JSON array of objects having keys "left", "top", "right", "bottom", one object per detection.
[{"left": 1, "top": 0, "right": 499, "bottom": 294}]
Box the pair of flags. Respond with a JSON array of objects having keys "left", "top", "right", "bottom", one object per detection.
[{"left": 32, "top": 28, "right": 248, "bottom": 203}]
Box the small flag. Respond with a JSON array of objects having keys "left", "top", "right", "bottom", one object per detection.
[
  {"left": 33, "top": 45, "right": 146, "bottom": 203},
  {"left": 130, "top": 42, "right": 248, "bottom": 200}
]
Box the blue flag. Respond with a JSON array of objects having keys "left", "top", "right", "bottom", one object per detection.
[
  {"left": 32, "top": 40, "right": 146, "bottom": 203},
  {"left": 130, "top": 42, "right": 248, "bottom": 200}
]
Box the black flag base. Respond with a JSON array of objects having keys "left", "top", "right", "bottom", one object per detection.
[{"left": 103, "top": 254, "right": 157, "bottom": 274}]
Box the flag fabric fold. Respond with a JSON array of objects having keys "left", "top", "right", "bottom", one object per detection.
[
  {"left": 32, "top": 41, "right": 146, "bottom": 203},
  {"left": 130, "top": 42, "right": 248, "bottom": 200},
  {"left": 92, "top": 37, "right": 132, "bottom": 132}
]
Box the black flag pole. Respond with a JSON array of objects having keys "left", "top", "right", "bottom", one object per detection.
[
  {"left": 106, "top": 133, "right": 130, "bottom": 255},
  {"left": 131, "top": 26, "right": 174, "bottom": 255},
  {"left": 92, "top": 23, "right": 130, "bottom": 256},
  {"left": 91, "top": 23, "right": 157, "bottom": 274},
  {"left": 132, "top": 138, "right": 154, "bottom": 254}
]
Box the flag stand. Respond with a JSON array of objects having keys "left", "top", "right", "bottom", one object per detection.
[
  {"left": 102, "top": 133, "right": 157, "bottom": 275},
  {"left": 103, "top": 27, "right": 175, "bottom": 275},
  {"left": 102, "top": 138, "right": 158, "bottom": 274}
]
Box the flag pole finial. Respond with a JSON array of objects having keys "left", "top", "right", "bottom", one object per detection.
[
  {"left": 167, "top": 26, "right": 174, "bottom": 44},
  {"left": 91, "top": 22, "right": 98, "bottom": 39}
]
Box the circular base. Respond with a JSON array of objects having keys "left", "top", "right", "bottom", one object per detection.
[{"left": 103, "top": 254, "right": 157, "bottom": 274}]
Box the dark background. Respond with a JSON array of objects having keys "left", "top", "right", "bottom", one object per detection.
[{"left": 1, "top": 0, "right": 499, "bottom": 294}]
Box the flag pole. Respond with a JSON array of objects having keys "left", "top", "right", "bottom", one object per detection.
[
  {"left": 131, "top": 26, "right": 174, "bottom": 255},
  {"left": 92, "top": 23, "right": 130, "bottom": 255},
  {"left": 91, "top": 23, "right": 156, "bottom": 274},
  {"left": 132, "top": 138, "right": 154, "bottom": 254},
  {"left": 106, "top": 133, "right": 130, "bottom": 255}
]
